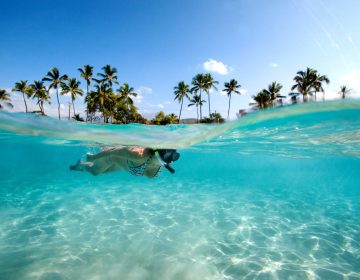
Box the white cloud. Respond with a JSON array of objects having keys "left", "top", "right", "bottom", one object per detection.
[
  {"left": 164, "top": 101, "right": 171, "bottom": 105},
  {"left": 348, "top": 36, "right": 353, "bottom": 43},
  {"left": 137, "top": 86, "right": 152, "bottom": 95},
  {"left": 239, "top": 88, "right": 248, "bottom": 95},
  {"left": 158, "top": 104, "right": 164, "bottom": 109},
  {"left": 134, "top": 94, "right": 143, "bottom": 103},
  {"left": 269, "top": 63, "right": 279, "bottom": 68},
  {"left": 133, "top": 86, "right": 152, "bottom": 104},
  {"left": 203, "top": 58, "right": 232, "bottom": 75}
]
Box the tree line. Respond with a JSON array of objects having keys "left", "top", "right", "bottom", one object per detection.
[
  {"left": 0, "top": 66, "right": 354, "bottom": 124},
  {"left": 3, "top": 65, "right": 145, "bottom": 124},
  {"left": 173, "top": 67, "right": 353, "bottom": 123}
]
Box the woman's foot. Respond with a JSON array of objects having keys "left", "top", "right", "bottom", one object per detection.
[
  {"left": 69, "top": 159, "right": 85, "bottom": 171},
  {"left": 86, "top": 152, "right": 95, "bottom": 161}
]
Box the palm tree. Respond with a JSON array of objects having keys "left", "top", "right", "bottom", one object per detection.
[
  {"left": 263, "top": 81, "right": 284, "bottom": 107},
  {"left": 191, "top": 74, "right": 207, "bottom": 120},
  {"left": 97, "top": 64, "right": 118, "bottom": 87},
  {"left": 339, "top": 85, "right": 352, "bottom": 99},
  {"left": 288, "top": 92, "right": 299, "bottom": 104},
  {"left": 291, "top": 67, "right": 316, "bottom": 102},
  {"left": 92, "top": 83, "right": 113, "bottom": 122},
  {"left": 291, "top": 67, "right": 329, "bottom": 102},
  {"left": 78, "top": 65, "right": 93, "bottom": 121},
  {"left": 188, "top": 94, "right": 206, "bottom": 123},
  {"left": 313, "top": 72, "right": 330, "bottom": 101},
  {"left": 84, "top": 90, "right": 98, "bottom": 122},
  {"left": 43, "top": 67, "right": 68, "bottom": 119},
  {"left": 61, "top": 78, "right": 84, "bottom": 118},
  {"left": 12, "top": 80, "right": 33, "bottom": 112},
  {"left": 0, "top": 89, "right": 13, "bottom": 109},
  {"left": 117, "top": 83, "right": 137, "bottom": 107},
  {"left": 30, "top": 81, "right": 50, "bottom": 115},
  {"left": 173, "top": 81, "right": 190, "bottom": 123},
  {"left": 223, "top": 79, "right": 241, "bottom": 120},
  {"left": 251, "top": 91, "right": 271, "bottom": 109},
  {"left": 204, "top": 73, "right": 218, "bottom": 117}
]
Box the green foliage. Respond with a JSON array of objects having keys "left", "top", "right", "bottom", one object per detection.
[
  {"left": 188, "top": 94, "right": 206, "bottom": 123},
  {"left": 174, "top": 81, "right": 191, "bottom": 123},
  {"left": 30, "top": 81, "right": 50, "bottom": 115},
  {"left": 117, "top": 83, "right": 137, "bottom": 106},
  {"left": 12, "top": 80, "right": 32, "bottom": 112},
  {"left": 290, "top": 67, "right": 330, "bottom": 102},
  {"left": 97, "top": 64, "right": 118, "bottom": 87},
  {"left": 78, "top": 65, "right": 93, "bottom": 86},
  {"left": 251, "top": 91, "right": 271, "bottom": 109},
  {"left": 191, "top": 74, "right": 207, "bottom": 120},
  {"left": 200, "top": 112, "right": 225, "bottom": 124},
  {"left": 61, "top": 78, "right": 83, "bottom": 117},
  {"left": 339, "top": 85, "right": 351, "bottom": 99},
  {"left": 43, "top": 67, "right": 68, "bottom": 119},
  {"left": 250, "top": 81, "right": 284, "bottom": 110},
  {"left": 0, "top": 89, "right": 13, "bottom": 109},
  {"left": 151, "top": 111, "right": 179, "bottom": 125},
  {"left": 223, "top": 79, "right": 241, "bottom": 119},
  {"left": 83, "top": 73, "right": 146, "bottom": 123},
  {"left": 113, "top": 99, "right": 144, "bottom": 124}
]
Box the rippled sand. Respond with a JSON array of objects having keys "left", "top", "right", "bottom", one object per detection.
[{"left": 1, "top": 173, "right": 359, "bottom": 280}]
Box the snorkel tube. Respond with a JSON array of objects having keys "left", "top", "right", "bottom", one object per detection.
[{"left": 154, "top": 149, "right": 179, "bottom": 174}]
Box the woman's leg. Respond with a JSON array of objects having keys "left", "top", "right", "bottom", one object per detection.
[{"left": 70, "top": 158, "right": 112, "bottom": 176}]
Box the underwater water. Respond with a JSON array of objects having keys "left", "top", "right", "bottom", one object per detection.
[{"left": 0, "top": 100, "right": 360, "bottom": 280}]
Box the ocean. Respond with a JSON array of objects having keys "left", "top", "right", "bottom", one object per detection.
[{"left": 0, "top": 100, "right": 359, "bottom": 280}]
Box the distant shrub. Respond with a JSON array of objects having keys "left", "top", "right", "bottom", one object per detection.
[
  {"left": 151, "top": 111, "right": 179, "bottom": 125},
  {"left": 200, "top": 112, "right": 225, "bottom": 124}
]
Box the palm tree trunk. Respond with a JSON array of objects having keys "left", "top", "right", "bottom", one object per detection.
[
  {"left": 72, "top": 99, "right": 76, "bottom": 116},
  {"left": 179, "top": 99, "right": 183, "bottom": 124},
  {"left": 56, "top": 88, "right": 61, "bottom": 119},
  {"left": 22, "top": 93, "right": 28, "bottom": 113},
  {"left": 199, "top": 90, "right": 202, "bottom": 121},
  {"left": 86, "top": 84, "right": 89, "bottom": 122},
  {"left": 38, "top": 99, "right": 42, "bottom": 114},
  {"left": 196, "top": 105, "right": 199, "bottom": 123},
  {"left": 40, "top": 102, "right": 44, "bottom": 115},
  {"left": 208, "top": 93, "right": 211, "bottom": 118},
  {"left": 314, "top": 92, "right": 317, "bottom": 101},
  {"left": 227, "top": 94, "right": 232, "bottom": 120}
]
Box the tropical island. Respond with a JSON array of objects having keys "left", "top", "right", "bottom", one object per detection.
[{"left": 0, "top": 65, "right": 353, "bottom": 125}]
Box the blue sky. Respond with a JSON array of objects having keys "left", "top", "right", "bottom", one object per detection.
[{"left": 1, "top": 0, "right": 360, "bottom": 119}]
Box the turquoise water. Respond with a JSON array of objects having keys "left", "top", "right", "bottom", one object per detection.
[{"left": 0, "top": 100, "right": 360, "bottom": 280}]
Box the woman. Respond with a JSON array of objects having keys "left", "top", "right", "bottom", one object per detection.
[{"left": 70, "top": 146, "right": 180, "bottom": 178}]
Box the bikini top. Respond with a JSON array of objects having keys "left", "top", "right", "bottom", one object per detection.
[{"left": 127, "top": 156, "right": 162, "bottom": 177}]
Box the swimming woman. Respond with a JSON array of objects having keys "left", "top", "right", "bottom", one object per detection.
[{"left": 69, "top": 146, "right": 180, "bottom": 178}]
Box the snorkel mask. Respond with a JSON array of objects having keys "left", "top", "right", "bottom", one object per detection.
[{"left": 154, "top": 149, "right": 180, "bottom": 174}]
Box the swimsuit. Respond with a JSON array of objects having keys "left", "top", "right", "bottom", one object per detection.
[{"left": 127, "top": 156, "right": 162, "bottom": 177}]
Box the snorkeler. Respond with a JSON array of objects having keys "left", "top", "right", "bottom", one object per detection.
[{"left": 69, "top": 146, "right": 180, "bottom": 178}]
